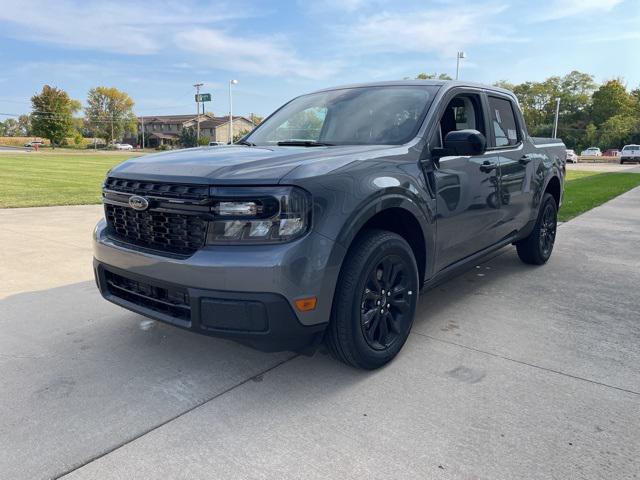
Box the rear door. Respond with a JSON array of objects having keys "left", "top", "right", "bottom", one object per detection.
[
  {"left": 430, "top": 89, "right": 502, "bottom": 271},
  {"left": 485, "top": 94, "right": 535, "bottom": 238}
]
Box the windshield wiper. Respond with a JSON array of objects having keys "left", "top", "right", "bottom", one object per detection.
[
  {"left": 237, "top": 140, "right": 256, "bottom": 146},
  {"left": 277, "top": 140, "right": 334, "bottom": 147}
]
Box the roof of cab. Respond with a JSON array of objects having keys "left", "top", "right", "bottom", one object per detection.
[{"left": 310, "top": 80, "right": 515, "bottom": 97}]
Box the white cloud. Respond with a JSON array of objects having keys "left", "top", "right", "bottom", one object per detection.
[
  {"left": 303, "top": 0, "right": 370, "bottom": 12},
  {"left": 175, "top": 28, "right": 340, "bottom": 79},
  {"left": 342, "top": 3, "right": 515, "bottom": 57},
  {"left": 0, "top": 0, "right": 248, "bottom": 54},
  {"left": 532, "top": 0, "right": 623, "bottom": 21},
  {"left": 0, "top": 0, "right": 334, "bottom": 78}
]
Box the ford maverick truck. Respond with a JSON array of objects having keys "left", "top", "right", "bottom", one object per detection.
[{"left": 93, "top": 80, "right": 565, "bottom": 369}]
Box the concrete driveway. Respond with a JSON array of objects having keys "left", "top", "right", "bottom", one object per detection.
[{"left": 1, "top": 190, "right": 639, "bottom": 480}]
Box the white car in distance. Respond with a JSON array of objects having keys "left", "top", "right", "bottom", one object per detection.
[
  {"left": 112, "top": 143, "right": 134, "bottom": 150},
  {"left": 580, "top": 147, "right": 602, "bottom": 157}
]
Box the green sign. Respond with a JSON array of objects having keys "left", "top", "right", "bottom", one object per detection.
[{"left": 195, "top": 93, "right": 212, "bottom": 102}]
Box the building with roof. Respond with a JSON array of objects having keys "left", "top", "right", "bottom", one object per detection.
[{"left": 135, "top": 114, "right": 256, "bottom": 147}]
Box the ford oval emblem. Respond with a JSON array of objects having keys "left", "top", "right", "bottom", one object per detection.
[{"left": 129, "top": 195, "right": 149, "bottom": 211}]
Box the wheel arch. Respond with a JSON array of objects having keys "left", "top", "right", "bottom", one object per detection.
[
  {"left": 544, "top": 175, "right": 562, "bottom": 208},
  {"left": 333, "top": 195, "right": 433, "bottom": 286}
]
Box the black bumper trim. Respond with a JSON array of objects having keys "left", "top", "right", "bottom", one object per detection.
[{"left": 94, "top": 260, "right": 327, "bottom": 352}]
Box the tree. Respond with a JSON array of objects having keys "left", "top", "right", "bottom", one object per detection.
[
  {"left": 597, "top": 114, "right": 639, "bottom": 149},
  {"left": 584, "top": 123, "right": 598, "bottom": 148},
  {"left": 17, "top": 114, "right": 32, "bottom": 136},
  {"left": 85, "top": 87, "right": 137, "bottom": 144},
  {"left": 30, "top": 85, "right": 80, "bottom": 147},
  {"left": 416, "top": 73, "right": 452, "bottom": 80},
  {"left": 494, "top": 80, "right": 515, "bottom": 90},
  {"left": 2, "top": 118, "right": 19, "bottom": 136},
  {"left": 502, "top": 71, "right": 598, "bottom": 148},
  {"left": 233, "top": 130, "right": 250, "bottom": 143},
  {"left": 179, "top": 126, "right": 198, "bottom": 147},
  {"left": 591, "top": 79, "right": 634, "bottom": 126}
]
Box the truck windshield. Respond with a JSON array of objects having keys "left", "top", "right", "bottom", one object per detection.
[{"left": 245, "top": 86, "right": 439, "bottom": 146}]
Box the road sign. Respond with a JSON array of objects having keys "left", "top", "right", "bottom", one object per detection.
[{"left": 195, "top": 93, "right": 212, "bottom": 102}]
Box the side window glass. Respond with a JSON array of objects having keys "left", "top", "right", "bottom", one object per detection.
[
  {"left": 488, "top": 96, "right": 519, "bottom": 147},
  {"left": 439, "top": 94, "right": 484, "bottom": 142}
]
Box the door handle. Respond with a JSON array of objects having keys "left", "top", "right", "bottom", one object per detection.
[
  {"left": 480, "top": 161, "right": 497, "bottom": 173},
  {"left": 519, "top": 156, "right": 532, "bottom": 165}
]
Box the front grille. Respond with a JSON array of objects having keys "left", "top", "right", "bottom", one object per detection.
[
  {"left": 105, "top": 204, "right": 207, "bottom": 256},
  {"left": 103, "top": 177, "right": 210, "bottom": 256},
  {"left": 104, "top": 177, "right": 209, "bottom": 202},
  {"left": 104, "top": 270, "right": 191, "bottom": 321}
]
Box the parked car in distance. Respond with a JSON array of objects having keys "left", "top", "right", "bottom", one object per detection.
[
  {"left": 113, "top": 143, "right": 133, "bottom": 150},
  {"left": 620, "top": 144, "right": 640, "bottom": 164},
  {"left": 24, "top": 140, "right": 44, "bottom": 147},
  {"left": 93, "top": 80, "right": 565, "bottom": 369},
  {"left": 566, "top": 149, "right": 579, "bottom": 163},
  {"left": 581, "top": 147, "right": 602, "bottom": 156},
  {"left": 209, "top": 141, "right": 224, "bottom": 146},
  {"left": 603, "top": 149, "right": 620, "bottom": 157}
]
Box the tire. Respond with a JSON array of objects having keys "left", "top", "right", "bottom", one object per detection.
[
  {"left": 516, "top": 193, "right": 558, "bottom": 265},
  {"left": 325, "top": 229, "right": 419, "bottom": 369}
]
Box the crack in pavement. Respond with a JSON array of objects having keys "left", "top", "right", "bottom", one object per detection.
[
  {"left": 413, "top": 332, "right": 640, "bottom": 397},
  {"left": 53, "top": 353, "right": 299, "bottom": 479}
]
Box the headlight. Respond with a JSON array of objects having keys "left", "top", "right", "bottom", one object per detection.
[{"left": 206, "top": 186, "right": 311, "bottom": 244}]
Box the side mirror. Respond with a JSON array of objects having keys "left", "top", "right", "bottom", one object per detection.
[{"left": 432, "top": 129, "right": 486, "bottom": 158}]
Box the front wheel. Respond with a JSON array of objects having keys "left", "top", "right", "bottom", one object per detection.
[
  {"left": 325, "top": 230, "right": 419, "bottom": 369},
  {"left": 516, "top": 193, "right": 558, "bottom": 265}
]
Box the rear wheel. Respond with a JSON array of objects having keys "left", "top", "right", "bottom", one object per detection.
[
  {"left": 516, "top": 193, "right": 558, "bottom": 265},
  {"left": 326, "top": 230, "right": 418, "bottom": 369}
]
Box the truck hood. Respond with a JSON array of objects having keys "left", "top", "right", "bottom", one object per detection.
[{"left": 108, "top": 144, "right": 397, "bottom": 184}]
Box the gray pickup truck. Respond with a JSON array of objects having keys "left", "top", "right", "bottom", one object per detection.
[{"left": 93, "top": 80, "right": 565, "bottom": 369}]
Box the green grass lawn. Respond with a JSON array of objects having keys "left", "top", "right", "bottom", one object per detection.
[
  {"left": 565, "top": 170, "right": 600, "bottom": 181},
  {"left": 560, "top": 172, "right": 640, "bottom": 221},
  {"left": 0, "top": 152, "right": 139, "bottom": 208},
  {"left": 2, "top": 152, "right": 640, "bottom": 220}
]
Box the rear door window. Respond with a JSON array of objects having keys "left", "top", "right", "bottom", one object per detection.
[{"left": 488, "top": 96, "right": 520, "bottom": 147}]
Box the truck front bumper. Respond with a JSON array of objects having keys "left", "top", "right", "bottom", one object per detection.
[{"left": 93, "top": 219, "right": 345, "bottom": 352}]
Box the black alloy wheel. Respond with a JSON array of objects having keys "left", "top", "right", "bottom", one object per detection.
[
  {"left": 360, "top": 255, "right": 413, "bottom": 351},
  {"left": 326, "top": 229, "right": 419, "bottom": 369}
]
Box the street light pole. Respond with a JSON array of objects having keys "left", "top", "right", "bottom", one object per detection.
[
  {"left": 193, "top": 83, "right": 203, "bottom": 143},
  {"left": 228, "top": 79, "right": 238, "bottom": 144},
  {"left": 552, "top": 97, "right": 561, "bottom": 139},
  {"left": 141, "top": 116, "right": 145, "bottom": 149},
  {"left": 455, "top": 51, "right": 466, "bottom": 80}
]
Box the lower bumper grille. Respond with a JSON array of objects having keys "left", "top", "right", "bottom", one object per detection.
[
  {"left": 104, "top": 270, "right": 191, "bottom": 321},
  {"left": 105, "top": 204, "right": 207, "bottom": 256}
]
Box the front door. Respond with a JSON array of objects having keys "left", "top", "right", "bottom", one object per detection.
[{"left": 431, "top": 92, "right": 502, "bottom": 271}]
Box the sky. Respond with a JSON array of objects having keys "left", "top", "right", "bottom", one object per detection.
[{"left": 0, "top": 0, "right": 638, "bottom": 120}]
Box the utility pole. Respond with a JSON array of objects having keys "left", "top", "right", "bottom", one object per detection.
[
  {"left": 228, "top": 79, "right": 238, "bottom": 144},
  {"left": 455, "top": 51, "right": 466, "bottom": 80},
  {"left": 141, "top": 116, "right": 145, "bottom": 149},
  {"left": 193, "top": 83, "right": 203, "bottom": 143},
  {"left": 552, "top": 98, "right": 561, "bottom": 139},
  {"left": 111, "top": 114, "right": 114, "bottom": 146}
]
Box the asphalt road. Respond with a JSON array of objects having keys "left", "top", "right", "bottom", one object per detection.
[{"left": 1, "top": 189, "right": 639, "bottom": 479}]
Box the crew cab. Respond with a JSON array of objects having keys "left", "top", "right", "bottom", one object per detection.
[{"left": 93, "top": 81, "right": 565, "bottom": 369}]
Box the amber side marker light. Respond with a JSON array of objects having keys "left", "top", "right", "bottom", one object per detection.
[{"left": 295, "top": 297, "right": 317, "bottom": 312}]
